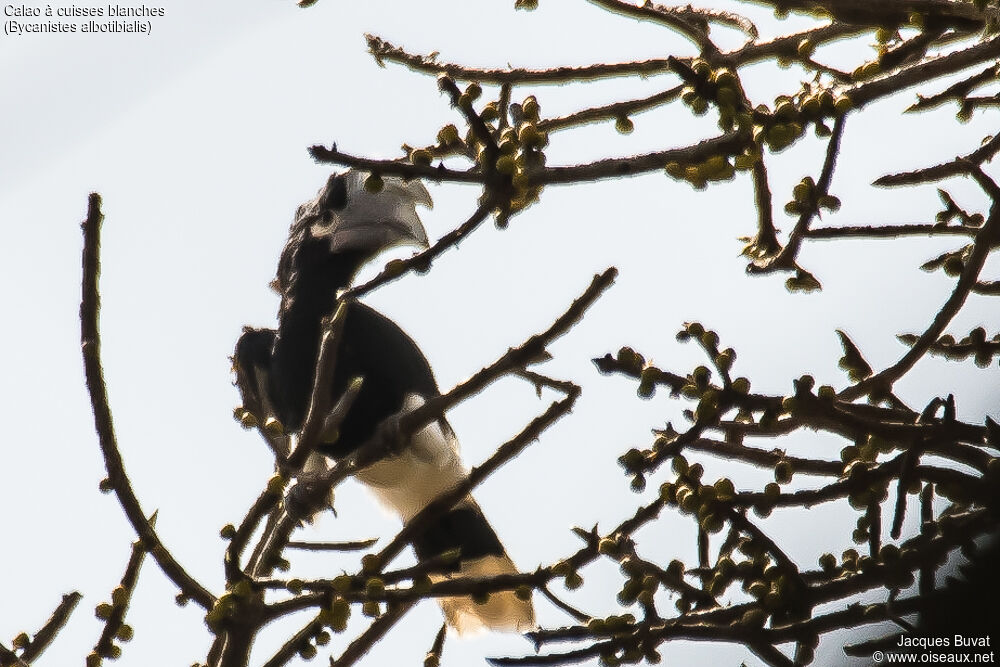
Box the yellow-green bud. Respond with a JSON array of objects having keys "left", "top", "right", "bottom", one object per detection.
[
  {"left": 266, "top": 473, "right": 286, "bottom": 496},
  {"left": 774, "top": 459, "right": 794, "bottom": 484},
  {"left": 410, "top": 148, "right": 432, "bottom": 166},
  {"left": 332, "top": 575, "right": 353, "bottom": 593},
  {"left": 365, "top": 577, "right": 385, "bottom": 598},
  {"left": 522, "top": 96, "right": 540, "bottom": 120},
  {"left": 614, "top": 116, "right": 634, "bottom": 134},
  {"left": 494, "top": 155, "right": 516, "bottom": 175},
  {"left": 834, "top": 95, "right": 853, "bottom": 114},
  {"left": 263, "top": 416, "right": 284, "bottom": 437},
  {"left": 437, "top": 124, "right": 460, "bottom": 146},
  {"left": 111, "top": 585, "right": 128, "bottom": 607},
  {"left": 713, "top": 67, "right": 737, "bottom": 88},
  {"left": 361, "top": 554, "right": 380, "bottom": 573}
]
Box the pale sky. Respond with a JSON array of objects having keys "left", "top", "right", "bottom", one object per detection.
[{"left": 2, "top": 1, "right": 998, "bottom": 665}]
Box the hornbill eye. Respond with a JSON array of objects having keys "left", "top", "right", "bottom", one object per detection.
[{"left": 319, "top": 173, "right": 348, "bottom": 213}]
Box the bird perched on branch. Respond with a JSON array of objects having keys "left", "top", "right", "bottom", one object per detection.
[{"left": 234, "top": 169, "right": 534, "bottom": 634}]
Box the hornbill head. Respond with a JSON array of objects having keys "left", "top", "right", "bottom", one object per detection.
[{"left": 274, "top": 169, "right": 433, "bottom": 302}]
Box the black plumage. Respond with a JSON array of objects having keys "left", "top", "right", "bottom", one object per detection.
[{"left": 233, "top": 170, "right": 533, "bottom": 633}]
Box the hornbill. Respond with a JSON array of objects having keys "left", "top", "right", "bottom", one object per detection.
[{"left": 233, "top": 169, "right": 535, "bottom": 634}]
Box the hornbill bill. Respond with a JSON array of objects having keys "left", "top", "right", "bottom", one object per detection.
[{"left": 233, "top": 169, "right": 535, "bottom": 634}]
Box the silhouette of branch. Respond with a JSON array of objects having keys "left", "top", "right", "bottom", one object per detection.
[
  {"left": 13, "top": 592, "right": 81, "bottom": 664},
  {"left": 286, "top": 539, "right": 378, "bottom": 552},
  {"left": 80, "top": 193, "right": 215, "bottom": 610},
  {"left": 93, "top": 522, "right": 153, "bottom": 664},
  {"left": 840, "top": 203, "right": 1000, "bottom": 401},
  {"left": 804, "top": 223, "right": 979, "bottom": 239},
  {"left": 750, "top": 114, "right": 846, "bottom": 272},
  {"left": 329, "top": 603, "right": 415, "bottom": 667},
  {"left": 0, "top": 645, "right": 28, "bottom": 667}
]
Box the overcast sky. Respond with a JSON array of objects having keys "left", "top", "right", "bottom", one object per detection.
[{"left": 2, "top": 1, "right": 998, "bottom": 666}]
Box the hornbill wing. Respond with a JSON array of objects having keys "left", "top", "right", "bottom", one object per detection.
[
  {"left": 233, "top": 327, "right": 290, "bottom": 458},
  {"left": 234, "top": 327, "right": 336, "bottom": 487}
]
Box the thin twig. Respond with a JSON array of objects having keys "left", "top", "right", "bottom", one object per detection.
[
  {"left": 95, "top": 519, "right": 154, "bottom": 661},
  {"left": 286, "top": 539, "right": 378, "bottom": 552},
  {"left": 840, "top": 203, "right": 1000, "bottom": 401},
  {"left": 367, "top": 33, "right": 677, "bottom": 83},
  {"left": 752, "top": 114, "right": 846, "bottom": 272},
  {"left": 329, "top": 602, "right": 415, "bottom": 667},
  {"left": 226, "top": 486, "right": 281, "bottom": 583},
  {"left": 17, "top": 592, "right": 82, "bottom": 664},
  {"left": 538, "top": 86, "right": 683, "bottom": 133},
  {"left": 287, "top": 300, "right": 350, "bottom": 471},
  {"left": 849, "top": 32, "right": 1000, "bottom": 110},
  {"left": 0, "top": 645, "right": 28, "bottom": 667},
  {"left": 534, "top": 132, "right": 746, "bottom": 185},
  {"left": 588, "top": 0, "right": 716, "bottom": 54},
  {"left": 748, "top": 156, "right": 779, "bottom": 259},
  {"left": 260, "top": 613, "right": 325, "bottom": 667},
  {"left": 804, "top": 223, "right": 979, "bottom": 239},
  {"left": 875, "top": 133, "right": 1000, "bottom": 187},
  {"left": 344, "top": 197, "right": 498, "bottom": 300}
]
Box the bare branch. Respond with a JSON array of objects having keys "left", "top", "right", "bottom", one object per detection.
[
  {"left": 804, "top": 222, "right": 979, "bottom": 239},
  {"left": 286, "top": 539, "right": 378, "bottom": 552},
  {"left": 840, "top": 204, "right": 1000, "bottom": 401},
  {"left": 366, "top": 33, "right": 676, "bottom": 83},
  {"left": 329, "top": 603, "right": 415, "bottom": 667},
  {"left": 286, "top": 300, "right": 351, "bottom": 471},
  {"left": 538, "top": 86, "right": 683, "bottom": 133},
  {"left": 80, "top": 193, "right": 216, "bottom": 610},
  {"left": 93, "top": 521, "right": 153, "bottom": 663},
  {"left": 260, "top": 614, "right": 325, "bottom": 667},
  {"left": 849, "top": 33, "right": 1000, "bottom": 110},
  {"left": 344, "top": 197, "right": 498, "bottom": 300},
  {"left": 15, "top": 592, "right": 82, "bottom": 664},
  {"left": 875, "top": 133, "right": 1000, "bottom": 187},
  {"left": 534, "top": 132, "right": 747, "bottom": 185},
  {"left": 309, "top": 144, "right": 483, "bottom": 183},
  {"left": 751, "top": 113, "right": 846, "bottom": 272},
  {"left": 588, "top": 0, "right": 718, "bottom": 54},
  {"left": 0, "top": 645, "right": 28, "bottom": 667}
]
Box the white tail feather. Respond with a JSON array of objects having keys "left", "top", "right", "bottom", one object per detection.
[
  {"left": 354, "top": 394, "right": 535, "bottom": 634},
  {"left": 435, "top": 555, "right": 536, "bottom": 635}
]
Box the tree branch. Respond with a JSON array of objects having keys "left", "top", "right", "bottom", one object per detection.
[{"left": 80, "top": 193, "right": 216, "bottom": 610}]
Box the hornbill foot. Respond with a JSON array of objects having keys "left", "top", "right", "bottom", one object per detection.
[
  {"left": 284, "top": 469, "right": 336, "bottom": 522},
  {"left": 357, "top": 412, "right": 409, "bottom": 468}
]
